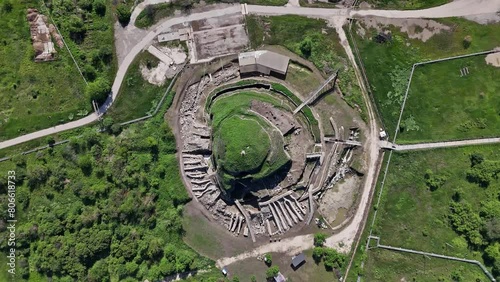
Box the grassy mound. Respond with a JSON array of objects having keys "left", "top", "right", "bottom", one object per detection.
[
  {"left": 209, "top": 91, "right": 291, "bottom": 190},
  {"left": 214, "top": 116, "right": 271, "bottom": 176}
]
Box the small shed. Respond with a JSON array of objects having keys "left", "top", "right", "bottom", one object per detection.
[{"left": 291, "top": 253, "right": 306, "bottom": 269}]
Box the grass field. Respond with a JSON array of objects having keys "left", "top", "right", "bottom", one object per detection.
[
  {"left": 363, "top": 248, "right": 488, "bottom": 281},
  {"left": 350, "top": 18, "right": 500, "bottom": 136},
  {"left": 0, "top": 0, "right": 88, "bottom": 141},
  {"left": 210, "top": 91, "right": 290, "bottom": 189},
  {"left": 107, "top": 52, "right": 173, "bottom": 123},
  {"left": 136, "top": 3, "right": 175, "bottom": 28},
  {"left": 225, "top": 249, "right": 340, "bottom": 282},
  {"left": 0, "top": 0, "right": 116, "bottom": 141},
  {"left": 246, "top": 15, "right": 366, "bottom": 119},
  {"left": 397, "top": 55, "right": 500, "bottom": 143},
  {"left": 365, "top": 0, "right": 451, "bottom": 9},
  {"left": 359, "top": 144, "right": 500, "bottom": 280},
  {"left": 214, "top": 116, "right": 271, "bottom": 175}
]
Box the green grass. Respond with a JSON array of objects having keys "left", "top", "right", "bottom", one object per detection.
[
  {"left": 241, "top": 0, "right": 288, "bottom": 5},
  {"left": 368, "top": 145, "right": 500, "bottom": 278},
  {"left": 214, "top": 116, "right": 271, "bottom": 176},
  {"left": 246, "top": 15, "right": 366, "bottom": 121},
  {"left": 365, "top": 0, "right": 451, "bottom": 9},
  {"left": 136, "top": 3, "right": 175, "bottom": 28},
  {"left": 0, "top": 0, "right": 116, "bottom": 141},
  {"left": 363, "top": 248, "right": 488, "bottom": 281},
  {"left": 210, "top": 92, "right": 291, "bottom": 189},
  {"left": 0, "top": 1, "right": 89, "bottom": 141},
  {"left": 398, "top": 55, "right": 500, "bottom": 143},
  {"left": 107, "top": 52, "right": 172, "bottom": 123},
  {"left": 350, "top": 18, "right": 500, "bottom": 136}
]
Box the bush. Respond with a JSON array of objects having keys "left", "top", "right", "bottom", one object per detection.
[
  {"left": 314, "top": 233, "right": 327, "bottom": 247},
  {"left": 116, "top": 4, "right": 131, "bottom": 26},
  {"left": 312, "top": 247, "right": 324, "bottom": 263},
  {"left": 85, "top": 77, "right": 111, "bottom": 105},
  {"left": 2, "top": 1, "right": 13, "bottom": 13},
  {"left": 264, "top": 253, "right": 272, "bottom": 265},
  {"left": 265, "top": 265, "right": 279, "bottom": 279},
  {"left": 94, "top": 0, "right": 106, "bottom": 17}
]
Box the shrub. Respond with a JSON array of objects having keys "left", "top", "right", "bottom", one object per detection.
[
  {"left": 116, "top": 4, "right": 131, "bottom": 26},
  {"left": 312, "top": 247, "right": 324, "bottom": 263},
  {"left": 265, "top": 265, "right": 279, "bottom": 279},
  {"left": 94, "top": 0, "right": 106, "bottom": 17},
  {"left": 314, "top": 233, "right": 327, "bottom": 247},
  {"left": 2, "top": 1, "right": 13, "bottom": 13},
  {"left": 85, "top": 77, "right": 111, "bottom": 105},
  {"left": 264, "top": 253, "right": 272, "bottom": 265}
]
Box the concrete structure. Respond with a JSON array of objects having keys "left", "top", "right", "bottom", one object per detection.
[{"left": 238, "top": 50, "right": 290, "bottom": 77}]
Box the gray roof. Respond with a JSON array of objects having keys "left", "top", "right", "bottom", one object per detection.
[
  {"left": 238, "top": 50, "right": 289, "bottom": 75},
  {"left": 291, "top": 253, "right": 306, "bottom": 267}
]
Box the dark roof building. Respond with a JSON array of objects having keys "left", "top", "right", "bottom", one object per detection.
[
  {"left": 291, "top": 252, "right": 306, "bottom": 269},
  {"left": 238, "top": 50, "right": 290, "bottom": 77}
]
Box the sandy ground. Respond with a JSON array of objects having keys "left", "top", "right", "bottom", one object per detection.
[
  {"left": 318, "top": 176, "right": 359, "bottom": 224},
  {"left": 357, "top": 17, "right": 450, "bottom": 42},
  {"left": 485, "top": 50, "right": 500, "bottom": 67}
]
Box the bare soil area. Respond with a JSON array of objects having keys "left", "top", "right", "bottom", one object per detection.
[
  {"left": 485, "top": 50, "right": 500, "bottom": 67},
  {"left": 318, "top": 175, "right": 360, "bottom": 226}
]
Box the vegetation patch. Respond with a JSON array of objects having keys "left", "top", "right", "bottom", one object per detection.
[
  {"left": 214, "top": 116, "right": 271, "bottom": 176},
  {"left": 365, "top": 0, "right": 451, "bottom": 9},
  {"left": 0, "top": 99, "right": 216, "bottom": 281},
  {"left": 210, "top": 92, "right": 290, "bottom": 190},
  {"left": 107, "top": 52, "right": 173, "bottom": 123},
  {"left": 368, "top": 145, "right": 500, "bottom": 280},
  {"left": 246, "top": 15, "right": 366, "bottom": 119},
  {"left": 350, "top": 18, "right": 500, "bottom": 136},
  {"left": 398, "top": 55, "right": 500, "bottom": 143},
  {"left": 136, "top": 3, "right": 176, "bottom": 28}
]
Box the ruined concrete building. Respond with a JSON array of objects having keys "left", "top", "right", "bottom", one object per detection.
[{"left": 26, "top": 8, "right": 63, "bottom": 62}]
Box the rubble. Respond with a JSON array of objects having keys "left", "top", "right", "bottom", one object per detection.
[{"left": 26, "top": 9, "right": 62, "bottom": 62}]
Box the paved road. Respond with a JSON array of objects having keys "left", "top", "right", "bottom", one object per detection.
[
  {"left": 352, "top": 0, "right": 500, "bottom": 18},
  {"left": 382, "top": 137, "right": 500, "bottom": 151},
  {"left": 0, "top": 6, "right": 241, "bottom": 150}
]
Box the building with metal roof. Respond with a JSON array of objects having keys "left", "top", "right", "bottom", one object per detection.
[
  {"left": 238, "top": 50, "right": 290, "bottom": 77},
  {"left": 291, "top": 252, "right": 306, "bottom": 269}
]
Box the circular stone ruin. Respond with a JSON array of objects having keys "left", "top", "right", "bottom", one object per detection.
[{"left": 178, "top": 64, "right": 328, "bottom": 240}]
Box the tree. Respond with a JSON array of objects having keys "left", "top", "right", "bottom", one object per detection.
[
  {"left": 116, "top": 4, "right": 131, "bottom": 26},
  {"left": 299, "top": 37, "right": 313, "bottom": 58},
  {"left": 78, "top": 154, "right": 93, "bottom": 175},
  {"left": 94, "top": 0, "right": 106, "bottom": 16},
  {"left": 2, "top": 1, "right": 13, "bottom": 13},
  {"left": 265, "top": 265, "right": 279, "bottom": 279},
  {"left": 463, "top": 35, "right": 472, "bottom": 49},
  {"left": 312, "top": 247, "right": 324, "bottom": 263},
  {"left": 264, "top": 253, "right": 272, "bottom": 265},
  {"left": 232, "top": 276, "right": 240, "bottom": 282},
  {"left": 470, "top": 153, "right": 484, "bottom": 167},
  {"left": 484, "top": 218, "right": 500, "bottom": 242},
  {"left": 250, "top": 275, "right": 257, "bottom": 282},
  {"left": 85, "top": 77, "right": 111, "bottom": 105},
  {"left": 314, "top": 233, "right": 327, "bottom": 247},
  {"left": 322, "top": 248, "right": 346, "bottom": 271},
  {"left": 424, "top": 170, "right": 447, "bottom": 191},
  {"left": 67, "top": 15, "right": 86, "bottom": 43}
]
